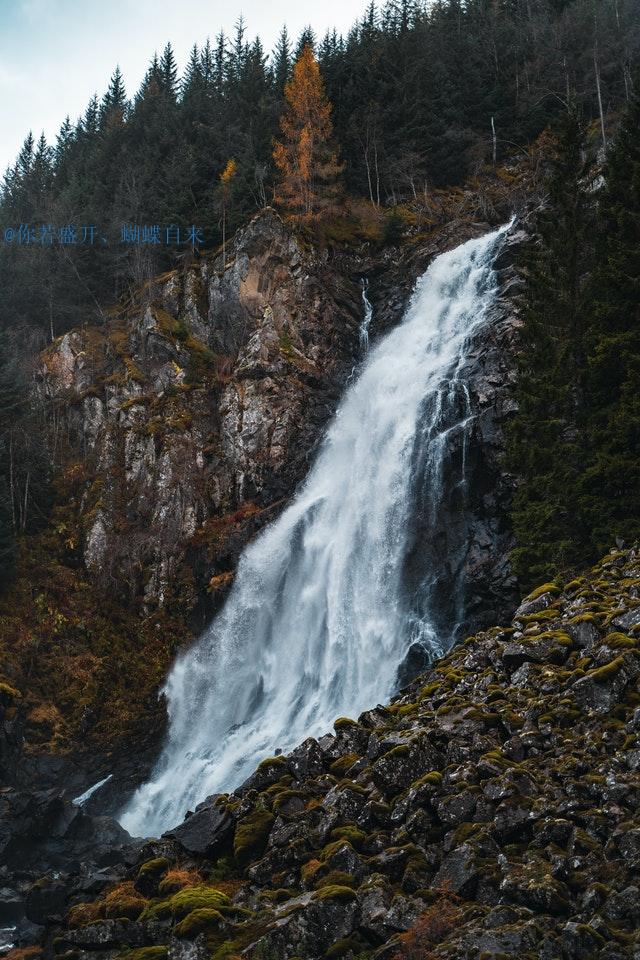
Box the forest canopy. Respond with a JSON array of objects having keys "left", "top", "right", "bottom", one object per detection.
[{"left": 0, "top": 0, "right": 638, "bottom": 342}]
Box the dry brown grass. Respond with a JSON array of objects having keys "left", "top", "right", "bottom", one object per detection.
[{"left": 392, "top": 889, "right": 462, "bottom": 960}]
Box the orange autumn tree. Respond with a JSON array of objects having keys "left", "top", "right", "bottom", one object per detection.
[
  {"left": 219, "top": 158, "right": 237, "bottom": 268},
  {"left": 273, "top": 45, "right": 343, "bottom": 219}
]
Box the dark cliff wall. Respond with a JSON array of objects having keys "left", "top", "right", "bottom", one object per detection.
[
  {"left": 1, "top": 205, "right": 530, "bottom": 806},
  {"left": 40, "top": 209, "right": 364, "bottom": 627},
  {"left": 364, "top": 219, "right": 527, "bottom": 644}
]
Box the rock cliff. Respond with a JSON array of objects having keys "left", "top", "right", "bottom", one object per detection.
[
  {"left": 8, "top": 205, "right": 524, "bottom": 773},
  {"left": 39, "top": 209, "right": 364, "bottom": 621},
  {"left": 0, "top": 203, "right": 531, "bottom": 802},
  {"left": 0, "top": 198, "right": 534, "bottom": 937},
  {"left": 21, "top": 545, "right": 640, "bottom": 960}
]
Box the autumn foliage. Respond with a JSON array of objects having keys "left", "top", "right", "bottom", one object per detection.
[
  {"left": 392, "top": 890, "right": 462, "bottom": 959},
  {"left": 273, "top": 45, "right": 343, "bottom": 219}
]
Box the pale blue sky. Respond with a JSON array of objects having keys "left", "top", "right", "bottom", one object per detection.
[{"left": 0, "top": 0, "right": 368, "bottom": 175}]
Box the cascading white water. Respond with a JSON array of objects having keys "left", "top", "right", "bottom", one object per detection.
[
  {"left": 360, "top": 278, "right": 373, "bottom": 351},
  {"left": 121, "top": 223, "right": 510, "bottom": 838}
]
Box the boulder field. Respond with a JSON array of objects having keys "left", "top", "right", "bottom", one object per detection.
[{"left": 12, "top": 544, "right": 640, "bottom": 960}]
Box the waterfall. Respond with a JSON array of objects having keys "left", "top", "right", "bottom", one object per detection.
[
  {"left": 360, "top": 278, "right": 373, "bottom": 351},
  {"left": 121, "top": 223, "right": 511, "bottom": 838}
]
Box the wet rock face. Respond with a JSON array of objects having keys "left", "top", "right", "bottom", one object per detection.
[
  {"left": 30, "top": 545, "right": 640, "bottom": 960},
  {"left": 365, "top": 220, "right": 526, "bottom": 648},
  {"left": 0, "top": 786, "right": 142, "bottom": 944},
  {"left": 39, "top": 210, "right": 363, "bottom": 619},
  {"left": 38, "top": 210, "right": 525, "bottom": 643}
]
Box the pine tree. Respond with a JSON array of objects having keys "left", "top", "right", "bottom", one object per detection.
[
  {"left": 182, "top": 44, "right": 203, "bottom": 98},
  {"left": 506, "top": 110, "right": 592, "bottom": 587},
  {"left": 54, "top": 116, "right": 73, "bottom": 167},
  {"left": 137, "top": 53, "right": 162, "bottom": 102},
  {"left": 0, "top": 474, "right": 16, "bottom": 592},
  {"left": 273, "top": 45, "right": 343, "bottom": 219},
  {"left": 100, "top": 66, "right": 127, "bottom": 125},
  {"left": 294, "top": 27, "right": 317, "bottom": 59},
  {"left": 159, "top": 43, "right": 179, "bottom": 98},
  {"left": 212, "top": 32, "right": 227, "bottom": 97},
  {"left": 16, "top": 132, "right": 35, "bottom": 180},
  {"left": 82, "top": 95, "right": 99, "bottom": 136},
  {"left": 578, "top": 83, "right": 640, "bottom": 553},
  {"left": 273, "top": 26, "right": 291, "bottom": 92}
]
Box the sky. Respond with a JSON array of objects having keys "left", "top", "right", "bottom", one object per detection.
[{"left": 0, "top": 0, "right": 368, "bottom": 175}]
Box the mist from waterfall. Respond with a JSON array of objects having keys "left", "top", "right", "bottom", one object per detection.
[{"left": 121, "top": 223, "right": 511, "bottom": 837}]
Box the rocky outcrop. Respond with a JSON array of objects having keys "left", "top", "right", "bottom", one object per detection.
[
  {"left": 39, "top": 209, "right": 363, "bottom": 619},
  {"left": 0, "top": 787, "right": 142, "bottom": 949},
  {"left": 39, "top": 208, "right": 526, "bottom": 638},
  {"left": 17, "top": 207, "right": 528, "bottom": 775},
  {"left": 25, "top": 545, "right": 640, "bottom": 960},
  {"left": 364, "top": 218, "right": 527, "bottom": 642}
]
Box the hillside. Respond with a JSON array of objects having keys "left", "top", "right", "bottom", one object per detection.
[
  {"left": 13, "top": 544, "right": 640, "bottom": 960},
  {"left": 0, "top": 5, "right": 639, "bottom": 958},
  {"left": 0, "top": 158, "right": 532, "bottom": 786}
]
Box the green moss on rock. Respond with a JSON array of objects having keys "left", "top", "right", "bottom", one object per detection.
[
  {"left": 169, "top": 886, "right": 230, "bottom": 919},
  {"left": 174, "top": 907, "right": 225, "bottom": 938},
  {"left": 119, "top": 949, "right": 168, "bottom": 960},
  {"left": 312, "top": 885, "right": 358, "bottom": 903},
  {"left": 233, "top": 810, "right": 275, "bottom": 866}
]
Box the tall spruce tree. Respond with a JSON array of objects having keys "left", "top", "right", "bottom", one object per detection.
[
  {"left": 0, "top": 474, "right": 15, "bottom": 591},
  {"left": 578, "top": 83, "right": 640, "bottom": 553},
  {"left": 506, "top": 110, "right": 592, "bottom": 587}
]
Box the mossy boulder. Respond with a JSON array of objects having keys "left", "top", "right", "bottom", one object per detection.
[
  {"left": 135, "top": 857, "right": 170, "bottom": 896},
  {"left": 312, "top": 885, "right": 358, "bottom": 903},
  {"left": 333, "top": 717, "right": 357, "bottom": 731},
  {"left": 572, "top": 651, "right": 640, "bottom": 714},
  {"left": 103, "top": 885, "right": 148, "bottom": 921},
  {"left": 168, "top": 886, "right": 230, "bottom": 919},
  {"left": 233, "top": 809, "right": 274, "bottom": 866},
  {"left": 173, "top": 907, "right": 225, "bottom": 938}
]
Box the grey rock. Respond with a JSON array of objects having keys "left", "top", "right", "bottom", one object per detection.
[
  {"left": 255, "top": 898, "right": 358, "bottom": 958},
  {"left": 572, "top": 652, "right": 640, "bottom": 715},
  {"left": 565, "top": 617, "right": 601, "bottom": 649},
  {"left": 514, "top": 591, "right": 556, "bottom": 619},
  {"left": 168, "top": 934, "right": 210, "bottom": 960},
  {"left": 603, "top": 885, "right": 640, "bottom": 923},
  {"left": 612, "top": 607, "right": 640, "bottom": 632},
  {"left": 561, "top": 920, "right": 606, "bottom": 958},
  {"left": 434, "top": 843, "right": 478, "bottom": 896},
  {"left": 164, "top": 799, "right": 233, "bottom": 857}
]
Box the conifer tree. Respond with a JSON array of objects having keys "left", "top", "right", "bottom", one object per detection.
[
  {"left": 100, "top": 66, "right": 127, "bottom": 127},
  {"left": 273, "top": 45, "right": 343, "bottom": 219},
  {"left": 159, "top": 42, "right": 178, "bottom": 97},
  {"left": 0, "top": 473, "right": 15, "bottom": 591},
  {"left": 506, "top": 110, "right": 592, "bottom": 586},
  {"left": 294, "top": 27, "right": 316, "bottom": 59},
  {"left": 579, "top": 83, "right": 640, "bottom": 552},
  {"left": 273, "top": 26, "right": 292, "bottom": 92}
]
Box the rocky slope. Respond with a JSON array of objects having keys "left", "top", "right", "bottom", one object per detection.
[
  {"left": 0, "top": 175, "right": 536, "bottom": 946},
  {"left": 13, "top": 544, "right": 640, "bottom": 960}
]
